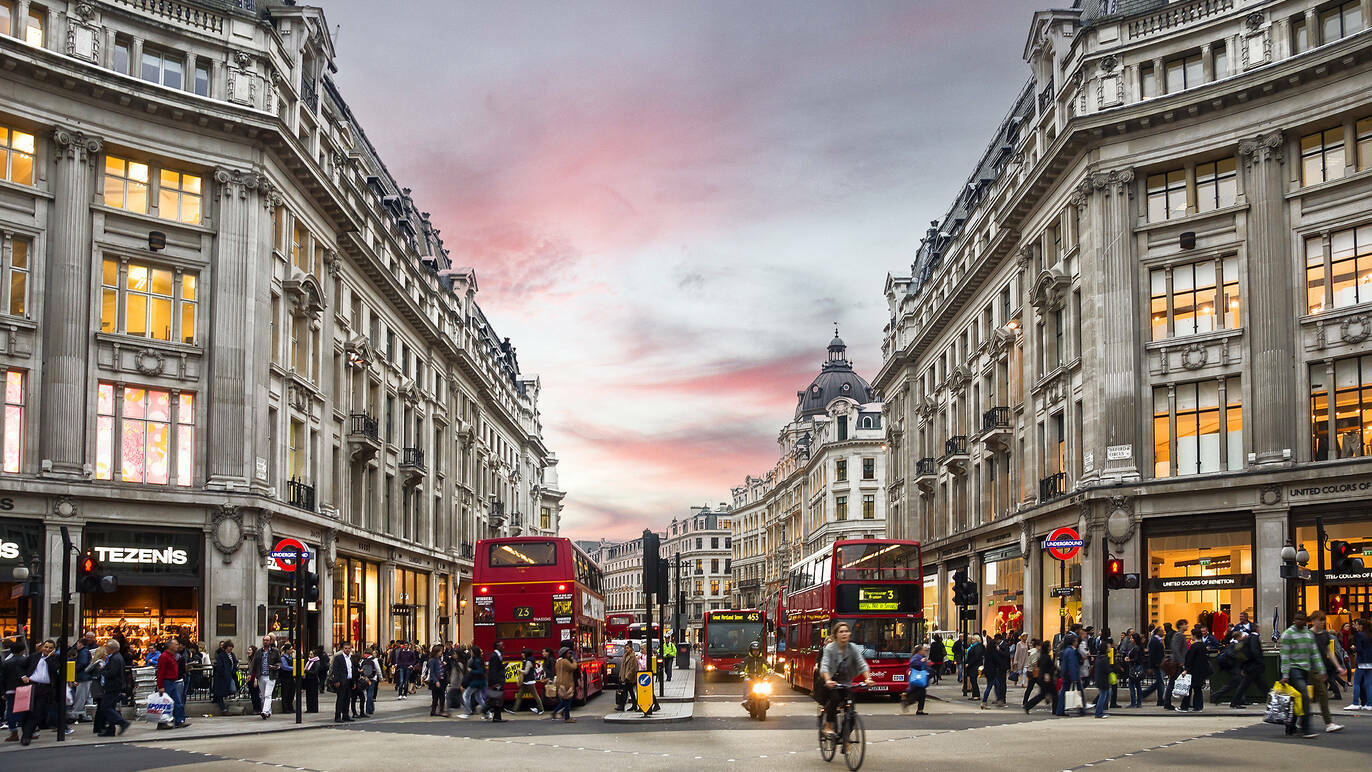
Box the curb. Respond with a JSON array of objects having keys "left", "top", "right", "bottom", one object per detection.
[{"left": 602, "top": 711, "right": 693, "bottom": 724}]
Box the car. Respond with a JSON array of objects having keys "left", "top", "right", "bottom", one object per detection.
[{"left": 603, "top": 640, "right": 630, "bottom": 685}]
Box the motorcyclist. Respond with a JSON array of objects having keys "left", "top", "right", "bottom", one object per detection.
[{"left": 740, "top": 641, "right": 770, "bottom": 707}]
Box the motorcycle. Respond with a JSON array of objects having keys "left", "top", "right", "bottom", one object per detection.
[{"left": 734, "top": 665, "right": 773, "bottom": 721}]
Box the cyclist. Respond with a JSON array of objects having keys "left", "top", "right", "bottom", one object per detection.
[
  {"left": 740, "top": 640, "right": 770, "bottom": 707},
  {"left": 819, "top": 621, "right": 874, "bottom": 736}
]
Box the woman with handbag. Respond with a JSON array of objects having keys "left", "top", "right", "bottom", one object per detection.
[
  {"left": 1180, "top": 626, "right": 1212, "bottom": 713},
  {"left": 900, "top": 644, "right": 932, "bottom": 715},
  {"left": 426, "top": 645, "right": 449, "bottom": 717},
  {"left": 1125, "top": 633, "right": 1146, "bottom": 708},
  {"left": 211, "top": 641, "right": 239, "bottom": 716},
  {"left": 549, "top": 647, "right": 577, "bottom": 722},
  {"left": 458, "top": 645, "right": 486, "bottom": 719},
  {"left": 1024, "top": 640, "right": 1057, "bottom": 713},
  {"left": 1092, "top": 639, "right": 1115, "bottom": 718}
]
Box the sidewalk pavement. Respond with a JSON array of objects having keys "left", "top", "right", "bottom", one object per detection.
[
  {"left": 921, "top": 675, "right": 1372, "bottom": 719},
  {"left": 0, "top": 688, "right": 433, "bottom": 753},
  {"left": 603, "top": 661, "right": 697, "bottom": 723}
]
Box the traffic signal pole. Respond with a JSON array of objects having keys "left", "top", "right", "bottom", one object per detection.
[
  {"left": 294, "top": 544, "right": 304, "bottom": 726},
  {"left": 57, "top": 526, "right": 73, "bottom": 742}
]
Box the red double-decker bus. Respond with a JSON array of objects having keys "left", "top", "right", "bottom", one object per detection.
[
  {"left": 781, "top": 538, "right": 922, "bottom": 696},
  {"left": 604, "top": 613, "right": 635, "bottom": 641},
  {"left": 701, "top": 609, "right": 765, "bottom": 679},
  {"left": 473, "top": 537, "right": 607, "bottom": 703}
]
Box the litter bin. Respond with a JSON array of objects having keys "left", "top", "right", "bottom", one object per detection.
[{"left": 677, "top": 643, "right": 691, "bottom": 670}]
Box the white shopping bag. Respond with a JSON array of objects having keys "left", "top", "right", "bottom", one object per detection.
[{"left": 144, "top": 692, "right": 175, "bottom": 724}]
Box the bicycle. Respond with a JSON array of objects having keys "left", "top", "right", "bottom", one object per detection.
[{"left": 817, "top": 682, "right": 866, "bottom": 771}]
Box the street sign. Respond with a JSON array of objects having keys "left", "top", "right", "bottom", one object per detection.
[
  {"left": 1044, "top": 527, "right": 1084, "bottom": 561},
  {"left": 636, "top": 671, "right": 656, "bottom": 715},
  {"left": 1050, "top": 585, "right": 1078, "bottom": 598},
  {"left": 271, "top": 538, "right": 309, "bottom": 572}
]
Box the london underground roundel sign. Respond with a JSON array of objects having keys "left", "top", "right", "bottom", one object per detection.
[
  {"left": 270, "top": 537, "right": 309, "bottom": 572},
  {"left": 1044, "top": 527, "right": 1084, "bottom": 561}
]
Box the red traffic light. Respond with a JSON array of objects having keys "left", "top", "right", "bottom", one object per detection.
[
  {"left": 1106, "top": 557, "right": 1126, "bottom": 590},
  {"left": 81, "top": 557, "right": 95, "bottom": 573}
]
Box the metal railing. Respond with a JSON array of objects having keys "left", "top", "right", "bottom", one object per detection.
[
  {"left": 401, "top": 447, "right": 425, "bottom": 469},
  {"left": 943, "top": 435, "right": 969, "bottom": 457},
  {"left": 982, "top": 406, "right": 1010, "bottom": 432},
  {"left": 348, "top": 412, "right": 379, "bottom": 440},
  {"left": 1038, "top": 78, "right": 1055, "bottom": 112},
  {"left": 916, "top": 458, "right": 936, "bottom": 476},
  {"left": 460, "top": 542, "right": 474, "bottom": 559},
  {"left": 301, "top": 77, "right": 319, "bottom": 112},
  {"left": 287, "top": 478, "right": 316, "bottom": 511},
  {"left": 1039, "top": 472, "right": 1067, "bottom": 501}
]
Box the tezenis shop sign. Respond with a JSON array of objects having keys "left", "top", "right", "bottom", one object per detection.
[{"left": 93, "top": 546, "right": 189, "bottom": 565}]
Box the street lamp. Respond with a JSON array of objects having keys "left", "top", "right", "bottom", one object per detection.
[
  {"left": 11, "top": 555, "right": 40, "bottom": 643},
  {"left": 1280, "top": 539, "right": 1311, "bottom": 627}
]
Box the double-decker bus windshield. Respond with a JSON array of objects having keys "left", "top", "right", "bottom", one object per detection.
[
  {"left": 840, "top": 617, "right": 916, "bottom": 659},
  {"left": 706, "top": 612, "right": 765, "bottom": 656},
  {"left": 489, "top": 540, "right": 558, "bottom": 567},
  {"left": 835, "top": 542, "right": 921, "bottom": 580}
]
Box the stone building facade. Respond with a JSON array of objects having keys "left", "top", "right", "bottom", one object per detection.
[
  {"left": 878, "top": 0, "right": 1372, "bottom": 640},
  {"left": 0, "top": 1, "right": 563, "bottom": 654},
  {"left": 730, "top": 333, "right": 887, "bottom": 615}
]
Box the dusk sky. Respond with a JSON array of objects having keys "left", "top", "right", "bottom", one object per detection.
[{"left": 324, "top": 0, "right": 1045, "bottom": 541}]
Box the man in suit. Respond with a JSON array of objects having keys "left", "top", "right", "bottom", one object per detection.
[
  {"left": 19, "top": 639, "right": 61, "bottom": 745},
  {"left": 96, "top": 640, "right": 130, "bottom": 737},
  {"left": 328, "top": 642, "right": 355, "bottom": 723}
]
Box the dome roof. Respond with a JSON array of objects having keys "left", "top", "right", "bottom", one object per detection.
[{"left": 794, "top": 330, "right": 875, "bottom": 419}]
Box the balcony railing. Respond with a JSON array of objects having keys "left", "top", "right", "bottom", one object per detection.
[
  {"left": 982, "top": 406, "right": 1010, "bottom": 432},
  {"left": 1038, "top": 78, "right": 1055, "bottom": 112},
  {"left": 943, "top": 435, "right": 969, "bottom": 458},
  {"left": 301, "top": 77, "right": 319, "bottom": 112},
  {"left": 401, "top": 447, "right": 425, "bottom": 470},
  {"left": 915, "top": 458, "right": 936, "bottom": 476},
  {"left": 349, "top": 412, "right": 379, "bottom": 440},
  {"left": 1039, "top": 472, "right": 1068, "bottom": 501},
  {"left": 459, "top": 542, "right": 474, "bottom": 559},
  {"left": 286, "top": 478, "right": 316, "bottom": 512}
]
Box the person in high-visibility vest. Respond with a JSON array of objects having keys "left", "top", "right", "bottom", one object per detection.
[{"left": 663, "top": 640, "right": 677, "bottom": 681}]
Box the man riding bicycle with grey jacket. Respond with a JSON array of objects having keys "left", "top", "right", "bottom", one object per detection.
[{"left": 819, "top": 621, "right": 875, "bottom": 736}]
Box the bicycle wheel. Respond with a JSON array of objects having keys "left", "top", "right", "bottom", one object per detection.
[
  {"left": 818, "top": 713, "right": 837, "bottom": 762},
  {"left": 843, "top": 712, "right": 866, "bottom": 771}
]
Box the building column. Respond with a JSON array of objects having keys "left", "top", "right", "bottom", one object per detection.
[
  {"left": 1254, "top": 507, "right": 1289, "bottom": 632},
  {"left": 1023, "top": 539, "right": 1040, "bottom": 640},
  {"left": 39, "top": 128, "right": 102, "bottom": 477},
  {"left": 1086, "top": 169, "right": 1142, "bottom": 481},
  {"left": 1239, "top": 132, "right": 1296, "bottom": 466}
]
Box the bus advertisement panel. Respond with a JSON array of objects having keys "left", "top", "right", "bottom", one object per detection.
[{"left": 473, "top": 537, "right": 607, "bottom": 704}]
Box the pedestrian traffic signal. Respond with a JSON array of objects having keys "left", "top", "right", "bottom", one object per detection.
[
  {"left": 300, "top": 568, "right": 319, "bottom": 604},
  {"left": 1330, "top": 540, "right": 1365, "bottom": 573},
  {"left": 952, "top": 570, "right": 978, "bottom": 606},
  {"left": 76, "top": 550, "right": 118, "bottom": 593},
  {"left": 642, "top": 529, "right": 661, "bottom": 598},
  {"left": 1106, "top": 557, "right": 1125, "bottom": 590}
]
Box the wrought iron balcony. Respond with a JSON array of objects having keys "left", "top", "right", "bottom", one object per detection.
[
  {"left": 286, "top": 478, "right": 316, "bottom": 512},
  {"left": 400, "top": 447, "right": 426, "bottom": 485},
  {"left": 459, "top": 542, "right": 474, "bottom": 560},
  {"left": 941, "top": 436, "right": 969, "bottom": 475},
  {"left": 981, "top": 406, "right": 1012, "bottom": 451},
  {"left": 915, "top": 457, "right": 937, "bottom": 493},
  {"left": 301, "top": 76, "right": 319, "bottom": 112},
  {"left": 1039, "top": 472, "right": 1068, "bottom": 502},
  {"left": 347, "top": 412, "right": 381, "bottom": 463}
]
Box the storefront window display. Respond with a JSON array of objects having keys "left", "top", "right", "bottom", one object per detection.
[
  {"left": 1146, "top": 527, "right": 1254, "bottom": 637},
  {"left": 392, "top": 566, "right": 430, "bottom": 644},
  {"left": 981, "top": 548, "right": 1025, "bottom": 636},
  {"left": 922, "top": 571, "right": 940, "bottom": 634},
  {"left": 1296, "top": 519, "right": 1372, "bottom": 631},
  {"left": 332, "top": 556, "right": 379, "bottom": 648},
  {"left": 81, "top": 527, "right": 201, "bottom": 661},
  {"left": 1040, "top": 551, "right": 1082, "bottom": 639}
]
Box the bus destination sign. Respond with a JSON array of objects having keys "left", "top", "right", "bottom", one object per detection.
[
  {"left": 856, "top": 586, "right": 898, "bottom": 611},
  {"left": 835, "top": 583, "right": 918, "bottom": 615},
  {"left": 710, "top": 611, "right": 762, "bottom": 623}
]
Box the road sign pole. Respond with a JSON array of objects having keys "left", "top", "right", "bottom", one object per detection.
[
  {"left": 294, "top": 544, "right": 303, "bottom": 726},
  {"left": 57, "top": 526, "right": 73, "bottom": 742}
]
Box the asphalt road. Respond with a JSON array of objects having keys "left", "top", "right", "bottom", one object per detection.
[{"left": 7, "top": 676, "right": 1370, "bottom": 771}]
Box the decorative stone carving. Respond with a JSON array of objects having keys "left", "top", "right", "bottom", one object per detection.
[
  {"left": 52, "top": 495, "right": 78, "bottom": 518},
  {"left": 283, "top": 271, "right": 326, "bottom": 320},
  {"left": 1238, "top": 130, "right": 1284, "bottom": 166},
  {"left": 947, "top": 364, "right": 973, "bottom": 394},
  {"left": 256, "top": 509, "right": 274, "bottom": 558},
  {"left": 211, "top": 504, "right": 244, "bottom": 556},
  {"left": 1090, "top": 168, "right": 1135, "bottom": 197},
  {"left": 322, "top": 249, "right": 341, "bottom": 277},
  {"left": 1340, "top": 314, "right": 1372, "bottom": 344},
  {"left": 1105, "top": 496, "right": 1135, "bottom": 547},
  {"left": 227, "top": 52, "right": 259, "bottom": 107},
  {"left": 398, "top": 377, "right": 421, "bottom": 405},
  {"left": 65, "top": 7, "right": 102, "bottom": 62},
  {"left": 1099, "top": 55, "right": 1118, "bottom": 73},
  {"left": 258, "top": 176, "right": 284, "bottom": 212},
  {"left": 214, "top": 167, "right": 262, "bottom": 199},
  {"left": 1069, "top": 178, "right": 1092, "bottom": 210},
  {"left": 1259, "top": 484, "right": 1282, "bottom": 506},
  {"left": 1030, "top": 267, "right": 1071, "bottom": 312},
  {"left": 1181, "top": 342, "right": 1208, "bottom": 370},
  {"left": 345, "top": 334, "right": 374, "bottom": 368},
  {"left": 51, "top": 127, "right": 102, "bottom": 163},
  {"left": 1245, "top": 11, "right": 1265, "bottom": 30},
  {"left": 135, "top": 348, "right": 165, "bottom": 375},
  {"left": 917, "top": 394, "right": 937, "bottom": 421}
]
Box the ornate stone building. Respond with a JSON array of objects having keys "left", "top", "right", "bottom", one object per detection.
[
  {"left": 0, "top": 1, "right": 563, "bottom": 652},
  {"left": 879, "top": 0, "right": 1372, "bottom": 640},
  {"left": 730, "top": 332, "right": 887, "bottom": 613}
]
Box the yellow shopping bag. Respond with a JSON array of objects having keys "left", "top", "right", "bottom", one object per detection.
[{"left": 1273, "top": 681, "right": 1305, "bottom": 717}]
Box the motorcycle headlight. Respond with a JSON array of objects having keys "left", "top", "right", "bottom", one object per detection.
[
  {"left": 705, "top": 664, "right": 715, "bottom": 671},
  {"left": 752, "top": 681, "right": 772, "bottom": 695}
]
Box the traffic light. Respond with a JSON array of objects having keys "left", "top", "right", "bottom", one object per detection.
[
  {"left": 1106, "top": 557, "right": 1124, "bottom": 590},
  {"left": 952, "top": 570, "right": 978, "bottom": 606},
  {"left": 1330, "top": 541, "right": 1366, "bottom": 573},
  {"left": 642, "top": 530, "right": 661, "bottom": 598},
  {"left": 76, "top": 550, "right": 117, "bottom": 593},
  {"left": 300, "top": 568, "right": 319, "bottom": 604}
]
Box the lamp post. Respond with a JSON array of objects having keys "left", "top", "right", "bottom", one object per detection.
[
  {"left": 1279, "top": 539, "right": 1310, "bottom": 627},
  {"left": 10, "top": 554, "right": 40, "bottom": 645}
]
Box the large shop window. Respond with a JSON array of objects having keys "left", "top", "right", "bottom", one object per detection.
[
  {"left": 1149, "top": 257, "right": 1239, "bottom": 340},
  {"left": 1153, "top": 378, "right": 1242, "bottom": 477},
  {"left": 1310, "top": 355, "right": 1372, "bottom": 460},
  {"left": 332, "top": 557, "right": 379, "bottom": 648},
  {"left": 81, "top": 527, "right": 202, "bottom": 659},
  {"left": 0, "top": 518, "right": 42, "bottom": 638},
  {"left": 1041, "top": 550, "right": 1082, "bottom": 639},
  {"left": 95, "top": 383, "right": 195, "bottom": 486},
  {"left": 1306, "top": 225, "right": 1372, "bottom": 314},
  {"left": 1, "top": 370, "right": 23, "bottom": 474},
  {"left": 1146, "top": 528, "right": 1253, "bottom": 637},
  {"left": 392, "top": 566, "right": 429, "bottom": 644},
  {"left": 922, "top": 572, "right": 940, "bottom": 632},
  {"left": 1296, "top": 519, "right": 1372, "bottom": 629},
  {"left": 981, "top": 549, "right": 1024, "bottom": 636},
  {"left": 100, "top": 258, "right": 198, "bottom": 344}
]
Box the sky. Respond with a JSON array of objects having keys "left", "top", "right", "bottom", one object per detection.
[{"left": 323, "top": 0, "right": 1047, "bottom": 541}]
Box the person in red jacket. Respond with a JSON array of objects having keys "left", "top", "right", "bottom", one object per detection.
[{"left": 154, "top": 639, "right": 190, "bottom": 729}]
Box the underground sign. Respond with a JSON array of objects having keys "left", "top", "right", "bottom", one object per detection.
[
  {"left": 270, "top": 537, "right": 309, "bottom": 572},
  {"left": 1044, "top": 527, "right": 1084, "bottom": 561}
]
